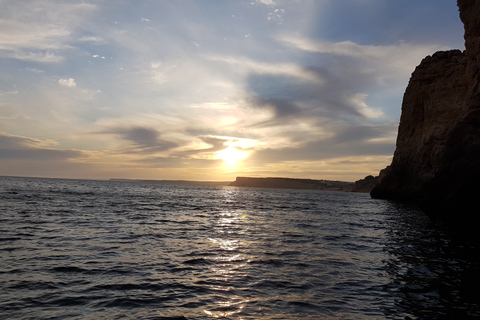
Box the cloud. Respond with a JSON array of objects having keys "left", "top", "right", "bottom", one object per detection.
[
  {"left": 25, "top": 67, "right": 44, "bottom": 73},
  {"left": 0, "top": 1, "right": 97, "bottom": 62},
  {"left": 235, "top": 37, "right": 441, "bottom": 134},
  {"left": 209, "top": 56, "right": 319, "bottom": 81},
  {"left": 332, "top": 125, "right": 394, "bottom": 144},
  {"left": 58, "top": 78, "right": 77, "bottom": 88},
  {"left": 0, "top": 132, "right": 82, "bottom": 160},
  {"left": 250, "top": 97, "right": 300, "bottom": 118},
  {"left": 171, "top": 136, "right": 228, "bottom": 159},
  {"left": 278, "top": 37, "right": 447, "bottom": 80},
  {"left": 99, "top": 126, "right": 178, "bottom": 154},
  {"left": 213, "top": 43, "right": 388, "bottom": 132},
  {"left": 4, "top": 51, "right": 64, "bottom": 63},
  {"left": 0, "top": 84, "right": 18, "bottom": 96},
  {"left": 258, "top": 0, "right": 276, "bottom": 5},
  {"left": 196, "top": 136, "right": 228, "bottom": 153},
  {"left": 78, "top": 36, "right": 104, "bottom": 42},
  {"left": 248, "top": 124, "right": 397, "bottom": 164},
  {"left": 242, "top": 65, "right": 379, "bottom": 130},
  {"left": 0, "top": 19, "right": 70, "bottom": 52},
  {"left": 57, "top": 78, "right": 101, "bottom": 100}
]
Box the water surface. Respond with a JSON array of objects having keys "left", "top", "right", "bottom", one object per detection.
[{"left": 1, "top": 176, "right": 479, "bottom": 319}]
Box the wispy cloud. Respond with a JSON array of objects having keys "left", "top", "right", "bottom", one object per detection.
[
  {"left": 0, "top": 1, "right": 97, "bottom": 62},
  {"left": 3, "top": 51, "right": 64, "bottom": 63},
  {"left": 0, "top": 20, "right": 70, "bottom": 51},
  {"left": 258, "top": 0, "right": 276, "bottom": 5},
  {"left": 278, "top": 37, "right": 448, "bottom": 80}
]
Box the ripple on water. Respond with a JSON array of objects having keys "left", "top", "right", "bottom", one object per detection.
[{"left": 0, "top": 177, "right": 479, "bottom": 319}]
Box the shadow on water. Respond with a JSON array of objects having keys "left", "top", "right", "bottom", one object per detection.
[{"left": 381, "top": 201, "right": 480, "bottom": 320}]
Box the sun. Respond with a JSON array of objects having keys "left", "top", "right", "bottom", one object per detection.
[{"left": 215, "top": 146, "right": 248, "bottom": 163}]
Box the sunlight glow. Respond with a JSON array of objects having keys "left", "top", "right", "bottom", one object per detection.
[{"left": 215, "top": 146, "right": 249, "bottom": 163}]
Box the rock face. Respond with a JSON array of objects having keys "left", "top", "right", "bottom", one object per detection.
[
  {"left": 371, "top": 0, "right": 480, "bottom": 238},
  {"left": 370, "top": 50, "right": 469, "bottom": 200}
]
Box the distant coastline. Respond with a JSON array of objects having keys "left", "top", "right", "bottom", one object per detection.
[
  {"left": 2, "top": 175, "right": 374, "bottom": 192},
  {"left": 229, "top": 176, "right": 354, "bottom": 191},
  {"left": 109, "top": 176, "right": 377, "bottom": 193}
]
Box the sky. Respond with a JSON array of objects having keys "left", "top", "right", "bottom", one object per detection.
[{"left": 0, "top": 0, "right": 465, "bottom": 182}]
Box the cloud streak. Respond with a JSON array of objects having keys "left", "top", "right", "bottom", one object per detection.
[
  {"left": 0, "top": 1, "right": 97, "bottom": 62},
  {"left": 278, "top": 37, "right": 448, "bottom": 81},
  {"left": 0, "top": 132, "right": 82, "bottom": 160},
  {"left": 98, "top": 127, "right": 179, "bottom": 155}
]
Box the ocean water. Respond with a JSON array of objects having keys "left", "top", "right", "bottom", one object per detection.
[{"left": 1, "top": 176, "right": 479, "bottom": 320}]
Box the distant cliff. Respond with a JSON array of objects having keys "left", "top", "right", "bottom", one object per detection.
[
  {"left": 230, "top": 177, "right": 353, "bottom": 191},
  {"left": 371, "top": 0, "right": 480, "bottom": 239},
  {"left": 351, "top": 175, "right": 378, "bottom": 193}
]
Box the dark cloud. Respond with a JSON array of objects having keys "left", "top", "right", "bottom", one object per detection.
[
  {"left": 250, "top": 139, "right": 394, "bottom": 164},
  {"left": 198, "top": 136, "right": 228, "bottom": 152},
  {"left": 122, "top": 127, "right": 160, "bottom": 147},
  {"left": 0, "top": 132, "right": 82, "bottom": 160},
  {"left": 100, "top": 126, "right": 178, "bottom": 154},
  {"left": 247, "top": 124, "right": 396, "bottom": 164},
  {"left": 302, "top": 65, "right": 367, "bottom": 116},
  {"left": 332, "top": 125, "right": 392, "bottom": 143},
  {"left": 248, "top": 96, "right": 301, "bottom": 118},
  {"left": 244, "top": 63, "right": 369, "bottom": 129}
]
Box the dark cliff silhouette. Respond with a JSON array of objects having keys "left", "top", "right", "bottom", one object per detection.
[{"left": 371, "top": 0, "right": 480, "bottom": 240}]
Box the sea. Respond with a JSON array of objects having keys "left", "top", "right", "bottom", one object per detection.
[{"left": 1, "top": 176, "right": 479, "bottom": 320}]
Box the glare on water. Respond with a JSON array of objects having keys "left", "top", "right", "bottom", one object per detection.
[{"left": 0, "top": 176, "right": 479, "bottom": 319}]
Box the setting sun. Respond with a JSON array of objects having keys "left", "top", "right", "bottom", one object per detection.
[{"left": 215, "top": 146, "right": 249, "bottom": 163}]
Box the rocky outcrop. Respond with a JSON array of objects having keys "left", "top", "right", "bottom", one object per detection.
[
  {"left": 371, "top": 0, "right": 480, "bottom": 239},
  {"left": 371, "top": 50, "right": 469, "bottom": 200},
  {"left": 351, "top": 175, "right": 378, "bottom": 193}
]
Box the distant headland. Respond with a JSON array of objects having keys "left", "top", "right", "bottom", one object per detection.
[
  {"left": 230, "top": 176, "right": 353, "bottom": 191},
  {"left": 232, "top": 176, "right": 378, "bottom": 193},
  {"left": 110, "top": 176, "right": 378, "bottom": 193}
]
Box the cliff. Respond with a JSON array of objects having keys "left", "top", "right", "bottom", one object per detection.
[
  {"left": 371, "top": 0, "right": 480, "bottom": 239},
  {"left": 230, "top": 177, "right": 353, "bottom": 191},
  {"left": 370, "top": 50, "right": 469, "bottom": 200},
  {"left": 351, "top": 175, "right": 378, "bottom": 193}
]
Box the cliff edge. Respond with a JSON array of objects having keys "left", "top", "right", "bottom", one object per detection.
[{"left": 371, "top": 0, "right": 480, "bottom": 239}]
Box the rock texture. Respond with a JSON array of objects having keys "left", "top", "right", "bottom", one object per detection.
[
  {"left": 371, "top": 0, "right": 480, "bottom": 239},
  {"left": 370, "top": 50, "right": 469, "bottom": 200}
]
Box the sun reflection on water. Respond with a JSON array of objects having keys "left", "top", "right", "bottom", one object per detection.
[{"left": 202, "top": 188, "right": 251, "bottom": 318}]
